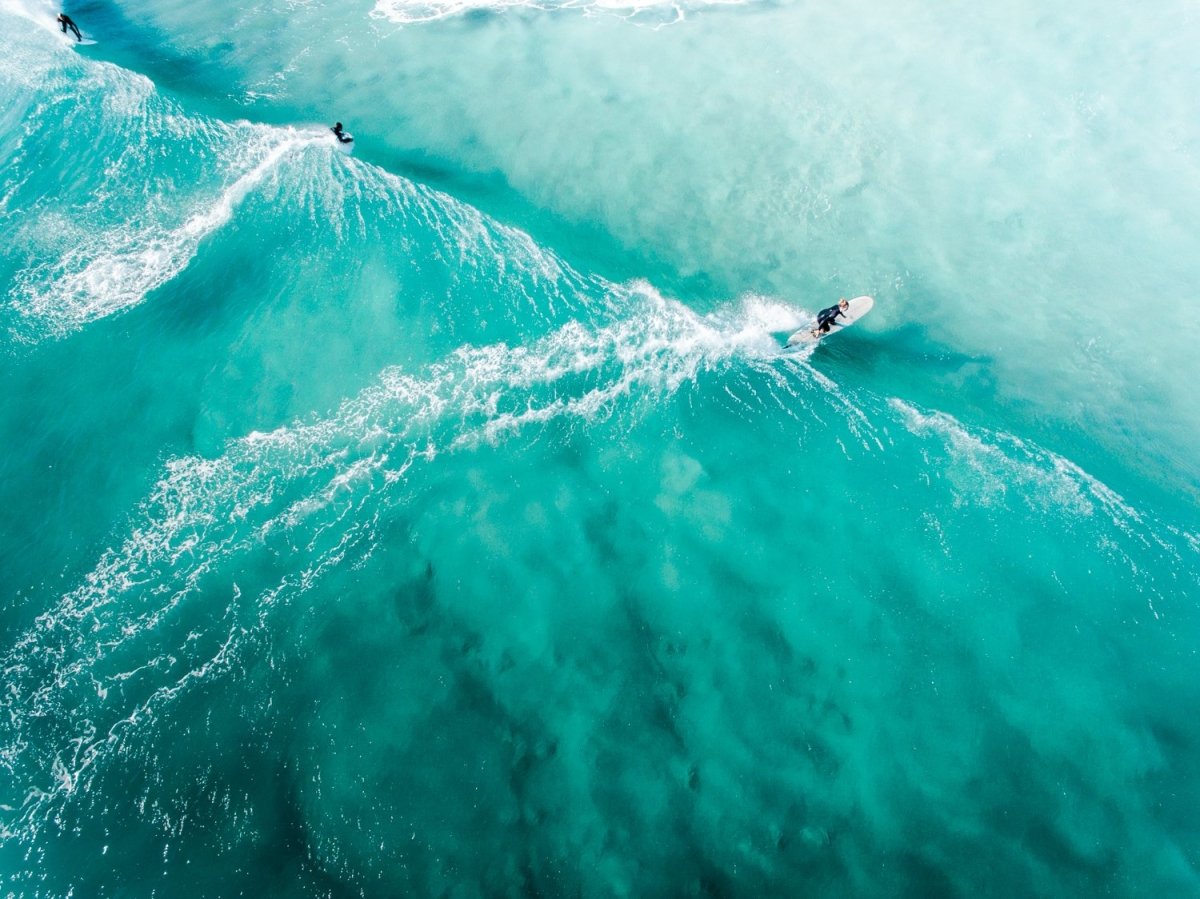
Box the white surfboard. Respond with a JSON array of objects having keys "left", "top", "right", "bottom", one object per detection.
[{"left": 787, "top": 295, "right": 874, "bottom": 346}]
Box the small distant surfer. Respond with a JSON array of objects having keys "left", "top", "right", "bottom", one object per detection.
[
  {"left": 331, "top": 122, "right": 353, "bottom": 144},
  {"left": 811, "top": 297, "right": 850, "bottom": 337},
  {"left": 57, "top": 13, "right": 82, "bottom": 41}
]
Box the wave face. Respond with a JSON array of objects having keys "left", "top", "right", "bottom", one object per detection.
[{"left": 2, "top": 2, "right": 1199, "bottom": 897}]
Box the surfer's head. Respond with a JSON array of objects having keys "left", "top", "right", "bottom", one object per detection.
[{"left": 839, "top": 297, "right": 849, "bottom": 309}]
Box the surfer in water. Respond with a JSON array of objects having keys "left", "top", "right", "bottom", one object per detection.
[
  {"left": 331, "top": 122, "right": 353, "bottom": 144},
  {"left": 811, "top": 297, "right": 850, "bottom": 337},
  {"left": 57, "top": 13, "right": 82, "bottom": 41}
]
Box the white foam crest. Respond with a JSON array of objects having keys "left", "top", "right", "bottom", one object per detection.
[
  {"left": 0, "top": 0, "right": 64, "bottom": 39},
  {"left": 444, "top": 283, "right": 807, "bottom": 449},
  {"left": 92, "top": 64, "right": 155, "bottom": 119},
  {"left": 9, "top": 128, "right": 324, "bottom": 338},
  {"left": 892, "top": 398, "right": 1098, "bottom": 514},
  {"left": 370, "top": 0, "right": 747, "bottom": 26},
  {"left": 0, "top": 3, "right": 66, "bottom": 85},
  {"left": 0, "top": 15, "right": 151, "bottom": 222},
  {"left": 888, "top": 398, "right": 1196, "bottom": 610}
]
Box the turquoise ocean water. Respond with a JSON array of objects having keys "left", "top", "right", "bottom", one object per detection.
[{"left": 2, "top": 0, "right": 1199, "bottom": 894}]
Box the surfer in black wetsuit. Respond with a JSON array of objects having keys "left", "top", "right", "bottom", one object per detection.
[
  {"left": 331, "top": 122, "right": 353, "bottom": 144},
  {"left": 811, "top": 297, "right": 850, "bottom": 337},
  {"left": 57, "top": 13, "right": 82, "bottom": 41}
]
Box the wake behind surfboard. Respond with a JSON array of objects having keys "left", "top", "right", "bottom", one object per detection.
[{"left": 787, "top": 295, "right": 874, "bottom": 347}]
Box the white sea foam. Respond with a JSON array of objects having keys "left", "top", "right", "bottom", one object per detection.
[
  {"left": 891, "top": 399, "right": 1096, "bottom": 515},
  {"left": 9, "top": 129, "right": 323, "bottom": 338},
  {"left": 888, "top": 397, "right": 1195, "bottom": 617},
  {"left": 0, "top": 0, "right": 66, "bottom": 38},
  {"left": 3, "top": 39, "right": 594, "bottom": 343},
  {"left": 370, "top": 0, "right": 747, "bottom": 25},
  {"left": 890, "top": 399, "right": 1155, "bottom": 535}
]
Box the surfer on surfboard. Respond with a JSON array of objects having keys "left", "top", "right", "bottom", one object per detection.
[
  {"left": 57, "top": 13, "right": 82, "bottom": 41},
  {"left": 787, "top": 295, "right": 874, "bottom": 347},
  {"left": 811, "top": 297, "right": 850, "bottom": 338},
  {"left": 331, "top": 122, "right": 353, "bottom": 144}
]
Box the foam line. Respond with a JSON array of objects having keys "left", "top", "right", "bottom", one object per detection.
[
  {"left": 11, "top": 132, "right": 323, "bottom": 337},
  {"left": 370, "top": 0, "right": 747, "bottom": 25},
  {"left": 889, "top": 397, "right": 1196, "bottom": 617},
  {"left": 0, "top": 0, "right": 61, "bottom": 35}
]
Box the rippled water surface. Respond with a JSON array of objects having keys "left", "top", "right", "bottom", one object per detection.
[{"left": 1, "top": 0, "right": 1198, "bottom": 894}]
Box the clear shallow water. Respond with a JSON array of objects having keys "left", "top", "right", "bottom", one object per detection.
[{"left": 1, "top": 0, "right": 1198, "bottom": 895}]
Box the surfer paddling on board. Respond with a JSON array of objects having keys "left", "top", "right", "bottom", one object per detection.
[
  {"left": 811, "top": 297, "right": 850, "bottom": 338},
  {"left": 57, "top": 13, "right": 82, "bottom": 41},
  {"left": 331, "top": 122, "right": 353, "bottom": 144}
]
